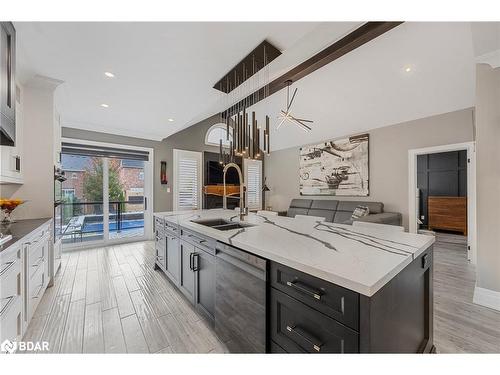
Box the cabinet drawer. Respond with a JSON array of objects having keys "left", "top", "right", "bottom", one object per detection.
[
  {"left": 28, "top": 241, "right": 47, "bottom": 279},
  {"left": 1, "top": 248, "right": 21, "bottom": 299},
  {"left": 154, "top": 216, "right": 165, "bottom": 230},
  {"left": 155, "top": 239, "right": 166, "bottom": 268},
  {"left": 270, "top": 288, "right": 359, "bottom": 353},
  {"left": 0, "top": 258, "right": 20, "bottom": 299},
  {"left": 165, "top": 220, "right": 179, "bottom": 236},
  {"left": 181, "top": 228, "right": 216, "bottom": 255},
  {"left": 28, "top": 264, "right": 46, "bottom": 319},
  {"left": 0, "top": 296, "right": 22, "bottom": 342},
  {"left": 270, "top": 262, "right": 359, "bottom": 330}
]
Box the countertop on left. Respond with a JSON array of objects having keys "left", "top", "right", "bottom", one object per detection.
[{"left": 0, "top": 218, "right": 52, "bottom": 253}]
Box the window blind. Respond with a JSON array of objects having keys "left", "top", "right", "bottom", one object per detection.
[
  {"left": 61, "top": 142, "right": 149, "bottom": 161},
  {"left": 246, "top": 160, "right": 262, "bottom": 210},
  {"left": 176, "top": 155, "right": 200, "bottom": 210}
]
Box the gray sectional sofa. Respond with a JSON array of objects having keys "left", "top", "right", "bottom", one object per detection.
[{"left": 286, "top": 199, "right": 402, "bottom": 226}]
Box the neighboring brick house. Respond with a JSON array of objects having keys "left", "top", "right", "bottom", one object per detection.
[
  {"left": 61, "top": 154, "right": 90, "bottom": 200},
  {"left": 61, "top": 155, "right": 144, "bottom": 211}
]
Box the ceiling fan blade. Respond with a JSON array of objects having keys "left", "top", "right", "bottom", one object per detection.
[
  {"left": 287, "top": 88, "right": 298, "bottom": 111},
  {"left": 290, "top": 116, "right": 312, "bottom": 131},
  {"left": 276, "top": 117, "right": 287, "bottom": 130},
  {"left": 294, "top": 118, "right": 314, "bottom": 123}
]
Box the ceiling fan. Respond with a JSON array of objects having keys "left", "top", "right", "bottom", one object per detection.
[{"left": 277, "top": 80, "right": 313, "bottom": 132}]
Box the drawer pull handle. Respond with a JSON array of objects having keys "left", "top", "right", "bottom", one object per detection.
[
  {"left": 286, "top": 325, "right": 322, "bottom": 352},
  {"left": 33, "top": 284, "right": 44, "bottom": 299},
  {"left": 192, "top": 253, "right": 200, "bottom": 272},
  {"left": 0, "top": 261, "right": 16, "bottom": 276},
  {"left": 286, "top": 280, "right": 322, "bottom": 300},
  {"left": 32, "top": 256, "right": 44, "bottom": 269},
  {"left": 0, "top": 296, "right": 15, "bottom": 316}
]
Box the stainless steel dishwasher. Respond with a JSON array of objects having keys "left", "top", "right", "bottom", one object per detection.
[{"left": 215, "top": 242, "right": 268, "bottom": 353}]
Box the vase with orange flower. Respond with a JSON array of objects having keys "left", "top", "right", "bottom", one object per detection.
[{"left": 0, "top": 199, "right": 26, "bottom": 224}]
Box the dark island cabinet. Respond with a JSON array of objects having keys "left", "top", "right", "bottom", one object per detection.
[
  {"left": 194, "top": 248, "right": 216, "bottom": 321},
  {"left": 270, "top": 246, "right": 434, "bottom": 353},
  {"left": 165, "top": 234, "right": 180, "bottom": 285},
  {"left": 271, "top": 288, "right": 359, "bottom": 353},
  {"left": 179, "top": 240, "right": 196, "bottom": 303}
]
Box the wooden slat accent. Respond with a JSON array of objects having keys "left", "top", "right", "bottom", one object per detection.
[
  {"left": 204, "top": 185, "right": 240, "bottom": 197},
  {"left": 428, "top": 196, "right": 467, "bottom": 235}
]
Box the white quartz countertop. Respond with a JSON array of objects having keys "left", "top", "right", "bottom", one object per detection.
[{"left": 154, "top": 209, "right": 434, "bottom": 297}]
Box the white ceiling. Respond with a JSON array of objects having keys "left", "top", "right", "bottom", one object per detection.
[
  {"left": 248, "top": 22, "right": 477, "bottom": 151},
  {"left": 15, "top": 22, "right": 487, "bottom": 150},
  {"left": 15, "top": 21, "right": 356, "bottom": 140}
]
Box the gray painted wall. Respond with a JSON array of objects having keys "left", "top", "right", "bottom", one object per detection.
[
  {"left": 264, "top": 108, "right": 474, "bottom": 229},
  {"left": 475, "top": 64, "right": 500, "bottom": 293},
  {"left": 62, "top": 114, "right": 223, "bottom": 212}
]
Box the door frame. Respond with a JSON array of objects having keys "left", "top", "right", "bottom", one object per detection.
[
  {"left": 61, "top": 137, "right": 154, "bottom": 249},
  {"left": 408, "top": 141, "right": 476, "bottom": 264}
]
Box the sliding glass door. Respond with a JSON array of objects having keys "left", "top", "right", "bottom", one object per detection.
[
  {"left": 60, "top": 141, "right": 152, "bottom": 248},
  {"left": 107, "top": 157, "right": 146, "bottom": 240}
]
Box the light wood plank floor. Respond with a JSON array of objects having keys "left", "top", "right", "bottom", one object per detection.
[
  {"left": 23, "top": 241, "right": 228, "bottom": 353},
  {"left": 23, "top": 236, "right": 500, "bottom": 353},
  {"left": 433, "top": 233, "right": 500, "bottom": 353}
]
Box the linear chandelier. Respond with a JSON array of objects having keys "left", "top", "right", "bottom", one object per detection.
[{"left": 217, "top": 42, "right": 274, "bottom": 165}]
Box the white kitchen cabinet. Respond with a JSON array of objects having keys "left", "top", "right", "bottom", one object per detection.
[
  {"left": 0, "top": 244, "right": 23, "bottom": 344},
  {"left": 24, "top": 223, "right": 51, "bottom": 324},
  {"left": 0, "top": 220, "right": 52, "bottom": 350},
  {"left": 0, "top": 83, "right": 24, "bottom": 184}
]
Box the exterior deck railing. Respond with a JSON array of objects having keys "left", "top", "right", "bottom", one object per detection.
[{"left": 61, "top": 200, "right": 144, "bottom": 242}]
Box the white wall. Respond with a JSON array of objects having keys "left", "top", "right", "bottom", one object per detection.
[
  {"left": 2, "top": 81, "right": 58, "bottom": 220},
  {"left": 264, "top": 108, "right": 474, "bottom": 229},
  {"left": 475, "top": 64, "right": 500, "bottom": 294}
]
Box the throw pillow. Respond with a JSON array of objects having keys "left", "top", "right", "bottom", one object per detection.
[{"left": 352, "top": 205, "right": 370, "bottom": 220}]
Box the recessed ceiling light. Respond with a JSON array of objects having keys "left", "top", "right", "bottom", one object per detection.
[
  {"left": 168, "top": 118, "right": 174, "bottom": 122},
  {"left": 104, "top": 72, "right": 115, "bottom": 78},
  {"left": 404, "top": 66, "right": 412, "bottom": 73},
  {"left": 100, "top": 103, "right": 109, "bottom": 108}
]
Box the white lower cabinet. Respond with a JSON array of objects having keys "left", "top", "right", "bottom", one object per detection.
[
  {"left": 0, "top": 220, "right": 52, "bottom": 351},
  {"left": 0, "top": 244, "right": 23, "bottom": 345}
]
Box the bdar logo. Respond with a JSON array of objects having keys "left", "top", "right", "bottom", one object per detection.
[{"left": 1, "top": 339, "right": 17, "bottom": 354}]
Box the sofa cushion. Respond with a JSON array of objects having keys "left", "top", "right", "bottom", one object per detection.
[
  {"left": 333, "top": 211, "right": 354, "bottom": 224},
  {"left": 306, "top": 200, "right": 338, "bottom": 222},
  {"left": 287, "top": 207, "right": 310, "bottom": 217},
  {"left": 337, "top": 201, "right": 384, "bottom": 214},
  {"left": 287, "top": 199, "right": 313, "bottom": 217},
  {"left": 310, "top": 200, "right": 339, "bottom": 211},
  {"left": 307, "top": 209, "right": 334, "bottom": 222}
]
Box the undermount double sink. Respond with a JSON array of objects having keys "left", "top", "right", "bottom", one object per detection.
[{"left": 191, "top": 218, "right": 255, "bottom": 231}]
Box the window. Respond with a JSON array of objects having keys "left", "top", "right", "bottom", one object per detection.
[
  {"left": 62, "top": 189, "right": 75, "bottom": 201},
  {"left": 71, "top": 172, "right": 78, "bottom": 179},
  {"left": 205, "top": 123, "right": 232, "bottom": 147},
  {"left": 173, "top": 149, "right": 202, "bottom": 211},
  {"left": 138, "top": 171, "right": 144, "bottom": 180},
  {"left": 244, "top": 159, "right": 262, "bottom": 210}
]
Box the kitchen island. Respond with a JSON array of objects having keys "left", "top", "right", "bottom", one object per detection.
[{"left": 153, "top": 209, "right": 435, "bottom": 353}]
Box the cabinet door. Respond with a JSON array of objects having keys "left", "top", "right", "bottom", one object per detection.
[
  {"left": 165, "top": 235, "right": 180, "bottom": 285},
  {"left": 194, "top": 249, "right": 215, "bottom": 322},
  {"left": 179, "top": 240, "right": 195, "bottom": 303},
  {"left": 154, "top": 229, "right": 166, "bottom": 269}
]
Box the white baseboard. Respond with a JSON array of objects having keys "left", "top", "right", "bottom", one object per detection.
[{"left": 473, "top": 285, "right": 500, "bottom": 311}]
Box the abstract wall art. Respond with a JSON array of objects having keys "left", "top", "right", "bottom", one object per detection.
[{"left": 299, "top": 133, "right": 369, "bottom": 196}]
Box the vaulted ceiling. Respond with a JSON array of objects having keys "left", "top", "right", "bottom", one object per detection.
[{"left": 15, "top": 22, "right": 486, "bottom": 149}]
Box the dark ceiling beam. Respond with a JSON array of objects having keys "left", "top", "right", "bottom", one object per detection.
[{"left": 224, "top": 21, "right": 403, "bottom": 116}]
